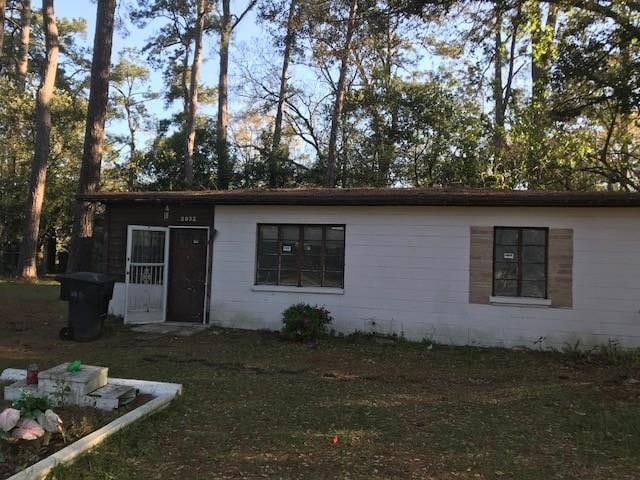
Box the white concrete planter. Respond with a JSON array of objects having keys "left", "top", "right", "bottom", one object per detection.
[{"left": 1, "top": 369, "right": 182, "bottom": 480}]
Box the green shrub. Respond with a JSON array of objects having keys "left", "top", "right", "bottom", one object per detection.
[
  {"left": 282, "top": 303, "right": 333, "bottom": 341},
  {"left": 12, "top": 389, "right": 52, "bottom": 419}
]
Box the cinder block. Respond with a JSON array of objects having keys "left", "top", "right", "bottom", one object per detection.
[
  {"left": 38, "top": 363, "right": 108, "bottom": 405},
  {"left": 82, "top": 383, "right": 138, "bottom": 411},
  {"left": 3, "top": 380, "right": 38, "bottom": 402}
]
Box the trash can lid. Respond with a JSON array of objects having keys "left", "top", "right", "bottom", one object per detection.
[{"left": 54, "top": 272, "right": 115, "bottom": 284}]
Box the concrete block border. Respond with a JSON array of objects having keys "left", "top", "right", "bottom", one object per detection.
[{"left": 1, "top": 368, "right": 182, "bottom": 480}]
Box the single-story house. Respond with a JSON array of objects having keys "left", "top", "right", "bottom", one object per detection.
[{"left": 81, "top": 188, "right": 640, "bottom": 349}]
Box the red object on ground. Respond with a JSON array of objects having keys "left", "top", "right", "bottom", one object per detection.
[
  {"left": 331, "top": 435, "right": 339, "bottom": 445},
  {"left": 26, "top": 364, "right": 39, "bottom": 385}
]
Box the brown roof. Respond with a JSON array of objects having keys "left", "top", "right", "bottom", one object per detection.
[{"left": 79, "top": 188, "right": 640, "bottom": 207}]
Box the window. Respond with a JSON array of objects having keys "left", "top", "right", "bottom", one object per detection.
[
  {"left": 493, "top": 227, "right": 547, "bottom": 298},
  {"left": 256, "top": 224, "right": 345, "bottom": 288}
]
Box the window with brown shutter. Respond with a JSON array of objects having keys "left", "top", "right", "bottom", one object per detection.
[{"left": 469, "top": 226, "right": 573, "bottom": 308}]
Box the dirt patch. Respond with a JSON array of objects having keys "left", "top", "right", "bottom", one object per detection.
[{"left": 0, "top": 394, "right": 152, "bottom": 479}]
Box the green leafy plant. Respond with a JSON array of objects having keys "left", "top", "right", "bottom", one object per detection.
[
  {"left": 11, "top": 390, "right": 52, "bottom": 419},
  {"left": 281, "top": 303, "right": 333, "bottom": 341}
]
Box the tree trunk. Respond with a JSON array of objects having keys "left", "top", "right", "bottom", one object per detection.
[
  {"left": 67, "top": 0, "right": 116, "bottom": 273},
  {"left": 269, "top": 0, "right": 297, "bottom": 188},
  {"left": 492, "top": 4, "right": 504, "bottom": 164},
  {"left": 0, "top": 0, "right": 6, "bottom": 61},
  {"left": 531, "top": 3, "right": 558, "bottom": 106},
  {"left": 16, "top": 0, "right": 30, "bottom": 90},
  {"left": 124, "top": 100, "right": 137, "bottom": 190},
  {"left": 184, "top": 0, "right": 207, "bottom": 187},
  {"left": 214, "top": 0, "right": 256, "bottom": 189},
  {"left": 376, "top": 15, "right": 397, "bottom": 187},
  {"left": 324, "top": 0, "right": 358, "bottom": 188},
  {"left": 529, "top": 2, "right": 558, "bottom": 187},
  {"left": 216, "top": 0, "right": 231, "bottom": 190},
  {"left": 16, "top": 0, "right": 58, "bottom": 282}
]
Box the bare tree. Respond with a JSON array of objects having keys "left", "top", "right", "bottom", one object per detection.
[
  {"left": 16, "top": 0, "right": 30, "bottom": 90},
  {"left": 324, "top": 0, "right": 358, "bottom": 187},
  {"left": 269, "top": 0, "right": 298, "bottom": 187},
  {"left": 16, "top": 0, "right": 58, "bottom": 281},
  {"left": 492, "top": 2, "right": 520, "bottom": 165},
  {"left": 184, "top": 0, "right": 208, "bottom": 186},
  {"left": 216, "top": 0, "right": 257, "bottom": 190},
  {"left": 67, "top": 0, "right": 116, "bottom": 272}
]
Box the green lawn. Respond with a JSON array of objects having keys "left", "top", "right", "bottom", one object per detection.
[{"left": 1, "top": 282, "right": 639, "bottom": 479}]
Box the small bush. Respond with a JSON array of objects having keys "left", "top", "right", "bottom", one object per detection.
[{"left": 282, "top": 303, "right": 333, "bottom": 341}]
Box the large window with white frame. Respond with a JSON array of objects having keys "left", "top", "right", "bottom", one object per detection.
[{"left": 255, "top": 224, "right": 345, "bottom": 288}]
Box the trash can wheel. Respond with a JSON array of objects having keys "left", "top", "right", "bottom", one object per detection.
[{"left": 59, "top": 326, "right": 74, "bottom": 341}]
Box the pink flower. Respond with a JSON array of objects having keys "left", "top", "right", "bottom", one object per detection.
[
  {"left": 13, "top": 419, "right": 44, "bottom": 441},
  {"left": 0, "top": 408, "right": 20, "bottom": 432}
]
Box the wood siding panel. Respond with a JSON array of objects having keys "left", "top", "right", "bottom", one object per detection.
[
  {"left": 105, "top": 204, "right": 215, "bottom": 282},
  {"left": 548, "top": 228, "right": 573, "bottom": 308},
  {"left": 468, "top": 226, "right": 493, "bottom": 304}
]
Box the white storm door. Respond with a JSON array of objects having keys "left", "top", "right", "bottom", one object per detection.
[{"left": 125, "top": 226, "right": 169, "bottom": 324}]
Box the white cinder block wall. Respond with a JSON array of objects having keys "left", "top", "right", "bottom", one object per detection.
[{"left": 210, "top": 205, "right": 640, "bottom": 349}]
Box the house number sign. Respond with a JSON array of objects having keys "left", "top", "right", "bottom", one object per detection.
[{"left": 180, "top": 215, "right": 197, "bottom": 222}]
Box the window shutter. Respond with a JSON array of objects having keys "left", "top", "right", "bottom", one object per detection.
[
  {"left": 548, "top": 228, "right": 573, "bottom": 308},
  {"left": 469, "top": 226, "right": 493, "bottom": 304}
]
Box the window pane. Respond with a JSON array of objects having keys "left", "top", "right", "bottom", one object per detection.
[
  {"left": 301, "top": 270, "right": 322, "bottom": 287},
  {"left": 326, "top": 226, "right": 345, "bottom": 241},
  {"left": 325, "top": 255, "right": 344, "bottom": 271},
  {"left": 255, "top": 224, "right": 345, "bottom": 289},
  {"left": 302, "top": 255, "right": 323, "bottom": 270},
  {"left": 281, "top": 255, "right": 298, "bottom": 270},
  {"left": 280, "top": 241, "right": 298, "bottom": 255},
  {"left": 256, "top": 269, "right": 277, "bottom": 285},
  {"left": 324, "top": 270, "right": 343, "bottom": 288},
  {"left": 259, "top": 240, "right": 278, "bottom": 255},
  {"left": 523, "top": 263, "right": 545, "bottom": 281},
  {"left": 304, "top": 226, "right": 322, "bottom": 241},
  {"left": 132, "top": 230, "right": 165, "bottom": 263},
  {"left": 493, "top": 227, "right": 547, "bottom": 298},
  {"left": 494, "top": 262, "right": 517, "bottom": 280},
  {"left": 523, "top": 229, "right": 546, "bottom": 246},
  {"left": 279, "top": 270, "right": 298, "bottom": 286},
  {"left": 260, "top": 225, "right": 278, "bottom": 240},
  {"left": 303, "top": 240, "right": 323, "bottom": 256},
  {"left": 495, "top": 245, "right": 518, "bottom": 263},
  {"left": 523, "top": 245, "right": 545, "bottom": 263},
  {"left": 495, "top": 228, "right": 517, "bottom": 245},
  {"left": 281, "top": 226, "right": 299, "bottom": 241},
  {"left": 522, "top": 280, "right": 545, "bottom": 298},
  {"left": 257, "top": 255, "right": 277, "bottom": 269},
  {"left": 326, "top": 240, "right": 344, "bottom": 257},
  {"left": 494, "top": 279, "right": 517, "bottom": 296}
]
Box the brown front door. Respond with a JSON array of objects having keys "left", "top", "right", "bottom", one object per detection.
[{"left": 167, "top": 228, "right": 208, "bottom": 322}]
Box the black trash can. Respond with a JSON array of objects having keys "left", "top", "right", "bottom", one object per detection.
[{"left": 55, "top": 272, "right": 115, "bottom": 341}]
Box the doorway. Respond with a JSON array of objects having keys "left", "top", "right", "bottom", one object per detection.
[
  {"left": 125, "top": 226, "right": 169, "bottom": 324},
  {"left": 167, "top": 227, "right": 209, "bottom": 323}
]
